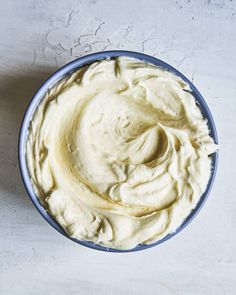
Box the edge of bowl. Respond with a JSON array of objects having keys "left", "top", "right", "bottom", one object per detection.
[{"left": 18, "top": 50, "right": 218, "bottom": 253}]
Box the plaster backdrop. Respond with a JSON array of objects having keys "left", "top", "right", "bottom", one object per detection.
[{"left": 0, "top": 0, "right": 235, "bottom": 294}]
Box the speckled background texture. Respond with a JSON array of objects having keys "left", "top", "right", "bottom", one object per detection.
[{"left": 0, "top": 1, "right": 235, "bottom": 294}]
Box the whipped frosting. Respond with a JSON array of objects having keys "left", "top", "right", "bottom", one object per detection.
[{"left": 26, "top": 57, "right": 217, "bottom": 250}]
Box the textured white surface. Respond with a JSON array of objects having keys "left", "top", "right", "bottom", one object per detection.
[{"left": 0, "top": 0, "right": 235, "bottom": 294}]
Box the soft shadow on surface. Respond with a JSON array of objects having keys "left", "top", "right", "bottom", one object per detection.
[{"left": 0, "top": 66, "right": 57, "bottom": 208}]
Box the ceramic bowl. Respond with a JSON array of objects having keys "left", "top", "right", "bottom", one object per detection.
[{"left": 18, "top": 51, "right": 218, "bottom": 252}]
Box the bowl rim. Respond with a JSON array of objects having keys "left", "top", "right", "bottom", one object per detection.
[{"left": 18, "top": 50, "right": 218, "bottom": 253}]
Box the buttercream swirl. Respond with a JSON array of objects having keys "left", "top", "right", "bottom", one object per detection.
[{"left": 26, "top": 57, "right": 217, "bottom": 249}]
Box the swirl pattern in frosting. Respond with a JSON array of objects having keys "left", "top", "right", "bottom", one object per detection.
[{"left": 26, "top": 57, "right": 217, "bottom": 249}]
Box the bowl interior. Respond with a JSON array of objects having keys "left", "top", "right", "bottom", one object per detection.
[{"left": 18, "top": 50, "right": 218, "bottom": 252}]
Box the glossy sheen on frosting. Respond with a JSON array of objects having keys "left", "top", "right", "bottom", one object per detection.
[{"left": 26, "top": 57, "right": 217, "bottom": 250}]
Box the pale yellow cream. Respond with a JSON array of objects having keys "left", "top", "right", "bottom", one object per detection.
[{"left": 26, "top": 57, "right": 217, "bottom": 250}]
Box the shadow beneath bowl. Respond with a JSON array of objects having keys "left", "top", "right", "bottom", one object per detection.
[{"left": 0, "top": 66, "right": 57, "bottom": 208}]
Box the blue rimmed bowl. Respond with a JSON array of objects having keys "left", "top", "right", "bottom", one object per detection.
[{"left": 18, "top": 50, "right": 218, "bottom": 252}]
